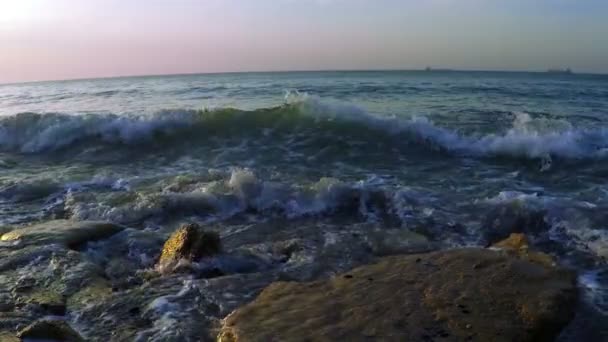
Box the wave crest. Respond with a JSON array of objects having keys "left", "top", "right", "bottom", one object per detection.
[{"left": 1, "top": 94, "right": 607, "bottom": 162}]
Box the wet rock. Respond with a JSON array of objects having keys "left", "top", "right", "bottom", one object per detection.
[
  {"left": 157, "top": 223, "right": 221, "bottom": 271},
  {"left": 491, "top": 233, "right": 555, "bottom": 267},
  {"left": 281, "top": 230, "right": 376, "bottom": 281},
  {"left": 66, "top": 277, "right": 113, "bottom": 311},
  {"left": 365, "top": 229, "right": 436, "bottom": 256},
  {"left": 106, "top": 257, "right": 139, "bottom": 283},
  {"left": 0, "top": 332, "right": 19, "bottom": 342},
  {"left": 218, "top": 248, "right": 577, "bottom": 342},
  {"left": 0, "top": 220, "right": 124, "bottom": 249},
  {"left": 73, "top": 274, "right": 220, "bottom": 342},
  {"left": 492, "top": 232, "right": 529, "bottom": 251},
  {"left": 197, "top": 272, "right": 278, "bottom": 318},
  {"left": 0, "top": 301, "right": 14, "bottom": 312},
  {"left": 17, "top": 319, "right": 84, "bottom": 341},
  {"left": 0, "top": 225, "right": 14, "bottom": 236},
  {"left": 0, "top": 245, "right": 113, "bottom": 318},
  {"left": 203, "top": 253, "right": 272, "bottom": 278},
  {"left": 39, "top": 302, "right": 67, "bottom": 316},
  {"left": 16, "top": 289, "right": 66, "bottom": 316},
  {"left": 12, "top": 277, "right": 36, "bottom": 293},
  {"left": 482, "top": 204, "right": 549, "bottom": 245},
  {"left": 97, "top": 228, "right": 166, "bottom": 267},
  {"left": 272, "top": 239, "right": 302, "bottom": 262}
]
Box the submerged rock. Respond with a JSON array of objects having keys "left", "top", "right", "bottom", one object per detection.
[
  {"left": 66, "top": 277, "right": 113, "bottom": 311},
  {"left": 218, "top": 248, "right": 577, "bottom": 342},
  {"left": 71, "top": 273, "right": 224, "bottom": 342},
  {"left": 482, "top": 204, "right": 549, "bottom": 245},
  {"left": 17, "top": 319, "right": 84, "bottom": 341},
  {"left": 0, "top": 244, "right": 109, "bottom": 324},
  {"left": 0, "top": 220, "right": 123, "bottom": 249},
  {"left": 157, "top": 223, "right": 221, "bottom": 271},
  {"left": 0, "top": 332, "right": 19, "bottom": 342},
  {"left": 17, "top": 288, "right": 66, "bottom": 316},
  {"left": 365, "top": 228, "right": 436, "bottom": 256}
]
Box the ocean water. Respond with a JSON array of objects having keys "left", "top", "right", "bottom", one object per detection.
[{"left": 1, "top": 70, "right": 608, "bottom": 339}]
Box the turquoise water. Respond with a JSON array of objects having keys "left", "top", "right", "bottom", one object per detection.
[{"left": 1, "top": 71, "right": 608, "bottom": 339}]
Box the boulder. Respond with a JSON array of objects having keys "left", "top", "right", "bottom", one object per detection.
[
  {"left": 218, "top": 248, "right": 577, "bottom": 342},
  {"left": 0, "top": 220, "right": 123, "bottom": 249},
  {"left": 17, "top": 319, "right": 84, "bottom": 341},
  {"left": 157, "top": 223, "right": 221, "bottom": 271}
]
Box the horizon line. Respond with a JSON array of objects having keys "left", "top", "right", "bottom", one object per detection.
[{"left": 2, "top": 67, "right": 607, "bottom": 86}]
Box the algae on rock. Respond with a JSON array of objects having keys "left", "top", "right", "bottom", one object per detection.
[
  {"left": 491, "top": 233, "right": 555, "bottom": 267},
  {"left": 157, "top": 223, "right": 222, "bottom": 272}
]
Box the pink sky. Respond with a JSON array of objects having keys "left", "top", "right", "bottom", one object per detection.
[{"left": 1, "top": 0, "right": 607, "bottom": 83}]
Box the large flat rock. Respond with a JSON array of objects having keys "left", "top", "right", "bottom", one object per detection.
[
  {"left": 1, "top": 220, "right": 123, "bottom": 249},
  {"left": 218, "top": 248, "right": 578, "bottom": 342}
]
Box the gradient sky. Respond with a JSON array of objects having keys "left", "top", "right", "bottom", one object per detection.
[{"left": 1, "top": 0, "right": 607, "bottom": 83}]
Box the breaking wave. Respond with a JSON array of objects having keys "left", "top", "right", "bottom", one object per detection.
[
  {"left": 61, "top": 169, "right": 423, "bottom": 224},
  {"left": 1, "top": 93, "right": 607, "bottom": 162}
]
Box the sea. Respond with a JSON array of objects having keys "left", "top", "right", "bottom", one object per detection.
[{"left": 1, "top": 70, "right": 607, "bottom": 340}]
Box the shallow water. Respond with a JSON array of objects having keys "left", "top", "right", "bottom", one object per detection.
[{"left": 1, "top": 70, "right": 608, "bottom": 340}]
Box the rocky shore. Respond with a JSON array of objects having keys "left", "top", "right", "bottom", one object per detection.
[
  {"left": 0, "top": 219, "right": 592, "bottom": 341},
  {"left": 218, "top": 239, "right": 577, "bottom": 342}
]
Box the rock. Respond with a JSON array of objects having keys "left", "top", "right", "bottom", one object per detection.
[
  {"left": 0, "top": 332, "right": 19, "bottom": 342},
  {"left": 71, "top": 274, "right": 222, "bottom": 342},
  {"left": 491, "top": 233, "right": 555, "bottom": 267},
  {"left": 0, "top": 301, "right": 14, "bottom": 312},
  {"left": 17, "top": 319, "right": 84, "bottom": 341},
  {"left": 157, "top": 223, "right": 221, "bottom": 271},
  {"left": 272, "top": 239, "right": 302, "bottom": 262},
  {"left": 106, "top": 257, "right": 138, "bottom": 281},
  {"left": 482, "top": 205, "right": 549, "bottom": 245},
  {"left": 365, "top": 229, "right": 436, "bottom": 256},
  {"left": 67, "top": 277, "right": 113, "bottom": 311},
  {"left": 17, "top": 289, "right": 66, "bottom": 316},
  {"left": 492, "top": 232, "right": 529, "bottom": 250},
  {"left": 218, "top": 248, "right": 577, "bottom": 342},
  {"left": 0, "top": 220, "right": 123, "bottom": 249},
  {"left": 0, "top": 225, "right": 14, "bottom": 236}
]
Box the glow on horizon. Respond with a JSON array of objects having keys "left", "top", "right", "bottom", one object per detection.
[{"left": 1, "top": 0, "right": 608, "bottom": 84}]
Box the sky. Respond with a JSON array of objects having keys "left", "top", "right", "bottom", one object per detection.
[{"left": 1, "top": 0, "right": 607, "bottom": 83}]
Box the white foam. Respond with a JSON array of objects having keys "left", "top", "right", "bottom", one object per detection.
[
  {"left": 61, "top": 169, "right": 412, "bottom": 224},
  {"left": 288, "top": 93, "right": 608, "bottom": 161},
  {"left": 579, "top": 269, "right": 608, "bottom": 315},
  {"left": 0, "top": 110, "right": 199, "bottom": 153},
  {"left": 136, "top": 280, "right": 199, "bottom": 342}
]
